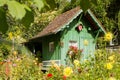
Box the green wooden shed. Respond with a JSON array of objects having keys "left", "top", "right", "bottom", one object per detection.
[{"left": 26, "top": 6, "right": 106, "bottom": 69}]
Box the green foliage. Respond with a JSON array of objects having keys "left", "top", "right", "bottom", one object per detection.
[
  {"left": 118, "top": 11, "right": 120, "bottom": 29},
  {"left": 0, "top": 0, "right": 44, "bottom": 33},
  {"left": 80, "top": 0, "right": 92, "bottom": 12},
  {"left": 63, "top": 0, "right": 97, "bottom": 12},
  {"left": 0, "top": 43, "right": 10, "bottom": 61},
  {"left": 21, "top": 10, "right": 34, "bottom": 28},
  {"left": 33, "top": 0, "right": 44, "bottom": 11},
  {"left": 0, "top": 0, "right": 7, "bottom": 6},
  {"left": 44, "top": 48, "right": 120, "bottom": 80},
  {"left": 7, "top": 1, "right": 26, "bottom": 20},
  {"left": 0, "top": 8, "right": 8, "bottom": 33},
  {"left": 0, "top": 35, "right": 43, "bottom": 79},
  {"left": 0, "top": 53, "right": 43, "bottom": 80},
  {"left": 25, "top": 10, "right": 60, "bottom": 39},
  {"left": 45, "top": 0, "right": 57, "bottom": 10},
  {"left": 46, "top": 66, "right": 64, "bottom": 80}
]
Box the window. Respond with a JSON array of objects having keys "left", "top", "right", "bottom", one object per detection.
[
  {"left": 49, "top": 42, "right": 54, "bottom": 52},
  {"left": 69, "top": 40, "right": 78, "bottom": 47}
]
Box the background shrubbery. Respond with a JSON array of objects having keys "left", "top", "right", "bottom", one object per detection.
[{"left": 0, "top": 32, "right": 120, "bottom": 80}]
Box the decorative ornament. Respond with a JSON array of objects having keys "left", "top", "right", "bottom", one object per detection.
[
  {"left": 84, "top": 39, "right": 89, "bottom": 46},
  {"left": 77, "top": 24, "right": 83, "bottom": 31}
]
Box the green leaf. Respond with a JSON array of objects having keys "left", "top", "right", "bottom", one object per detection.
[
  {"left": 33, "top": 0, "right": 44, "bottom": 11},
  {"left": 80, "top": 0, "right": 97, "bottom": 12},
  {"left": 0, "top": 7, "right": 8, "bottom": 33},
  {"left": 21, "top": 10, "right": 34, "bottom": 28},
  {"left": 92, "top": 0, "right": 97, "bottom": 5},
  {"left": 22, "top": 4, "right": 31, "bottom": 11},
  {"left": 45, "top": 0, "right": 57, "bottom": 10},
  {"left": 118, "top": 11, "right": 120, "bottom": 29},
  {"left": 0, "top": 0, "right": 7, "bottom": 6},
  {"left": 7, "top": 1, "right": 26, "bottom": 20},
  {"left": 80, "top": 0, "right": 91, "bottom": 12}
]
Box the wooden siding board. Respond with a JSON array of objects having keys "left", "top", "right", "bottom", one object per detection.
[
  {"left": 42, "top": 34, "right": 60, "bottom": 61},
  {"left": 60, "top": 17, "right": 96, "bottom": 64},
  {"left": 60, "top": 18, "right": 80, "bottom": 65},
  {"left": 79, "top": 18, "right": 95, "bottom": 61}
]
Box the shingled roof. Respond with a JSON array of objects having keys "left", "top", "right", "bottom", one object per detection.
[
  {"left": 32, "top": 6, "right": 82, "bottom": 39},
  {"left": 31, "top": 6, "right": 106, "bottom": 40}
]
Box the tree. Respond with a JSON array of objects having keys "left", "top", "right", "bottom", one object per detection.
[{"left": 0, "top": 0, "right": 44, "bottom": 33}]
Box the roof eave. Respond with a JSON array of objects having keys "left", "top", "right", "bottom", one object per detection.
[
  {"left": 87, "top": 9, "right": 106, "bottom": 34},
  {"left": 54, "top": 9, "right": 83, "bottom": 33}
]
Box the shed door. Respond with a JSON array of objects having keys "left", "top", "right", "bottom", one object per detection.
[{"left": 79, "top": 36, "right": 95, "bottom": 61}]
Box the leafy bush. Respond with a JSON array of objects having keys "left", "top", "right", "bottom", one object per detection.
[
  {"left": 0, "top": 51, "right": 43, "bottom": 80},
  {"left": 43, "top": 32, "right": 120, "bottom": 80},
  {"left": 44, "top": 49, "right": 120, "bottom": 80}
]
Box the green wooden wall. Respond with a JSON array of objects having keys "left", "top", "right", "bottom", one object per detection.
[
  {"left": 42, "top": 34, "right": 61, "bottom": 61},
  {"left": 40, "top": 15, "right": 96, "bottom": 66},
  {"left": 60, "top": 17, "right": 96, "bottom": 65}
]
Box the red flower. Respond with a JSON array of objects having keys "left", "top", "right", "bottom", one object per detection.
[
  {"left": 63, "top": 75, "right": 67, "bottom": 80},
  {"left": 47, "top": 73, "right": 53, "bottom": 78},
  {"left": 78, "top": 68, "right": 82, "bottom": 73},
  {"left": 5, "top": 62, "right": 11, "bottom": 76}
]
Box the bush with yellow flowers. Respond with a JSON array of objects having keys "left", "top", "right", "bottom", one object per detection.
[
  {"left": 0, "top": 31, "right": 120, "bottom": 80},
  {"left": 44, "top": 34, "right": 120, "bottom": 80},
  {"left": 0, "top": 51, "right": 43, "bottom": 80},
  {"left": 104, "top": 32, "right": 113, "bottom": 41},
  {"left": 44, "top": 48, "right": 120, "bottom": 80}
]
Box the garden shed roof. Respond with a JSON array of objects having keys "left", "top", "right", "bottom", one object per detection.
[{"left": 31, "top": 6, "right": 106, "bottom": 39}]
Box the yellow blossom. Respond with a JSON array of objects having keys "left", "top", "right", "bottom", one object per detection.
[
  {"left": 104, "top": 32, "right": 113, "bottom": 41},
  {"left": 8, "top": 32, "right": 13, "bottom": 40},
  {"left": 33, "top": 60, "right": 36, "bottom": 63},
  {"left": 108, "top": 55, "right": 115, "bottom": 61},
  {"left": 73, "top": 60, "right": 80, "bottom": 67},
  {"left": 53, "top": 63, "right": 60, "bottom": 71},
  {"left": 35, "top": 62, "right": 37, "bottom": 65},
  {"left": 111, "top": 60, "right": 115, "bottom": 64},
  {"left": 13, "top": 51, "right": 18, "bottom": 56},
  {"left": 35, "top": 58, "right": 38, "bottom": 61},
  {"left": 108, "top": 77, "right": 116, "bottom": 80},
  {"left": 63, "top": 67, "right": 73, "bottom": 77},
  {"left": 105, "top": 62, "right": 113, "bottom": 70},
  {"left": 51, "top": 61, "right": 60, "bottom": 71},
  {"left": 84, "top": 39, "right": 89, "bottom": 46}
]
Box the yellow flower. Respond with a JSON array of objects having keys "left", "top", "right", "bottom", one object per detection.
[
  {"left": 108, "top": 55, "right": 115, "bottom": 61},
  {"left": 111, "top": 60, "right": 115, "bottom": 64},
  {"left": 105, "top": 62, "right": 113, "bottom": 70},
  {"left": 54, "top": 63, "right": 60, "bottom": 71},
  {"left": 33, "top": 60, "right": 36, "bottom": 63},
  {"left": 13, "top": 51, "right": 18, "bottom": 56},
  {"left": 35, "top": 62, "right": 37, "bottom": 65},
  {"left": 51, "top": 60, "right": 60, "bottom": 71},
  {"left": 35, "top": 58, "right": 38, "bottom": 61},
  {"left": 73, "top": 60, "right": 80, "bottom": 67},
  {"left": 63, "top": 67, "right": 73, "bottom": 77},
  {"left": 8, "top": 32, "right": 13, "bottom": 40},
  {"left": 104, "top": 32, "right": 113, "bottom": 41},
  {"left": 84, "top": 39, "right": 88, "bottom": 46},
  {"left": 108, "top": 77, "right": 116, "bottom": 80}
]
